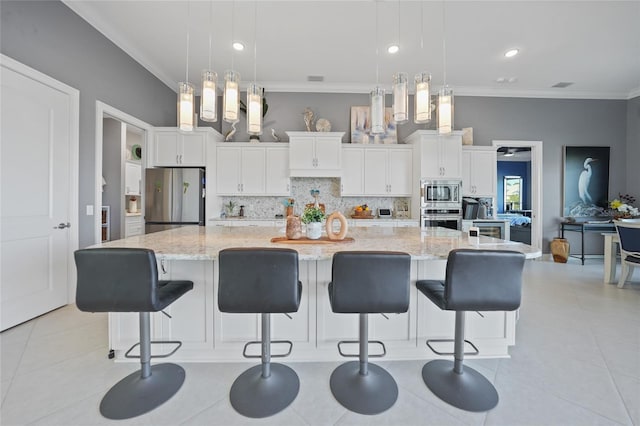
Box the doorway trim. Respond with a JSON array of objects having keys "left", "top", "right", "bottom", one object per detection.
[
  {"left": 492, "top": 140, "right": 543, "bottom": 251},
  {"left": 94, "top": 101, "right": 152, "bottom": 244}
]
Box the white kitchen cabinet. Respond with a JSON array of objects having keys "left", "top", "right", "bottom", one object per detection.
[
  {"left": 124, "top": 214, "right": 143, "bottom": 237},
  {"left": 406, "top": 130, "right": 462, "bottom": 179},
  {"left": 265, "top": 146, "right": 290, "bottom": 195},
  {"left": 340, "top": 147, "right": 365, "bottom": 195},
  {"left": 287, "top": 132, "right": 343, "bottom": 177},
  {"left": 341, "top": 145, "right": 412, "bottom": 196},
  {"left": 216, "top": 145, "right": 265, "bottom": 195},
  {"left": 152, "top": 128, "right": 209, "bottom": 166},
  {"left": 461, "top": 146, "right": 497, "bottom": 197},
  {"left": 216, "top": 143, "right": 290, "bottom": 196},
  {"left": 124, "top": 161, "right": 141, "bottom": 196}
]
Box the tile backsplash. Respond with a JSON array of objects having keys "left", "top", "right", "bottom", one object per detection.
[{"left": 219, "top": 178, "right": 411, "bottom": 219}]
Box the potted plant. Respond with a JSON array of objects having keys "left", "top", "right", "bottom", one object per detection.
[{"left": 301, "top": 206, "right": 325, "bottom": 239}]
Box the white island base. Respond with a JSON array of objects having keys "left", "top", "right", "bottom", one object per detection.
[{"left": 108, "top": 257, "right": 516, "bottom": 363}]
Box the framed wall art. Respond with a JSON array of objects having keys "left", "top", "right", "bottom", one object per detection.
[
  {"left": 563, "top": 146, "right": 610, "bottom": 217},
  {"left": 350, "top": 106, "right": 397, "bottom": 144}
]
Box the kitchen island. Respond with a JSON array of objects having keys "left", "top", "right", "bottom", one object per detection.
[{"left": 99, "top": 226, "right": 540, "bottom": 362}]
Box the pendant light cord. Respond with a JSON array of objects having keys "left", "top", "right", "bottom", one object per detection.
[
  {"left": 375, "top": 1, "right": 379, "bottom": 85},
  {"left": 208, "top": 1, "right": 212, "bottom": 70},
  {"left": 231, "top": 0, "right": 235, "bottom": 70},
  {"left": 253, "top": 1, "right": 257, "bottom": 83},
  {"left": 420, "top": 1, "right": 424, "bottom": 50},
  {"left": 442, "top": 1, "right": 447, "bottom": 86},
  {"left": 397, "top": 0, "right": 400, "bottom": 50},
  {"left": 185, "top": 1, "right": 190, "bottom": 82}
]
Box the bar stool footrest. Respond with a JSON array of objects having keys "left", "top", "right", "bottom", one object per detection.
[
  {"left": 426, "top": 338, "right": 479, "bottom": 356},
  {"left": 124, "top": 340, "right": 182, "bottom": 359},
  {"left": 242, "top": 340, "right": 293, "bottom": 359},
  {"left": 337, "top": 339, "right": 386, "bottom": 358}
]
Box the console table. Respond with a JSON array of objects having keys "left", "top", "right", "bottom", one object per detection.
[{"left": 560, "top": 221, "right": 616, "bottom": 265}]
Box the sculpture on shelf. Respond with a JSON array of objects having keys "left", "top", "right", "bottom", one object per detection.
[
  {"left": 224, "top": 122, "right": 237, "bottom": 142},
  {"left": 303, "top": 107, "right": 315, "bottom": 132},
  {"left": 271, "top": 128, "right": 281, "bottom": 142}
]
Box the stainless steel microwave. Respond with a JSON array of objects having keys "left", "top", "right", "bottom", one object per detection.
[{"left": 420, "top": 179, "right": 461, "bottom": 208}]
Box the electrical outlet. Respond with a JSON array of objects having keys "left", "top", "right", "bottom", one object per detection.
[{"left": 86, "top": 205, "right": 94, "bottom": 215}]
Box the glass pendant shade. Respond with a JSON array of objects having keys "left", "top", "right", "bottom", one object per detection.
[
  {"left": 246, "top": 83, "right": 263, "bottom": 136},
  {"left": 370, "top": 87, "right": 385, "bottom": 135},
  {"left": 178, "top": 82, "right": 194, "bottom": 132},
  {"left": 437, "top": 86, "right": 454, "bottom": 135},
  {"left": 414, "top": 72, "right": 432, "bottom": 124},
  {"left": 200, "top": 70, "right": 217, "bottom": 122},
  {"left": 392, "top": 72, "right": 408, "bottom": 124},
  {"left": 223, "top": 70, "right": 240, "bottom": 123}
]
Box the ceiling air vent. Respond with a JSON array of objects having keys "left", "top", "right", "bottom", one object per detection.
[
  {"left": 307, "top": 75, "right": 324, "bottom": 82},
  {"left": 551, "top": 82, "right": 574, "bottom": 88}
]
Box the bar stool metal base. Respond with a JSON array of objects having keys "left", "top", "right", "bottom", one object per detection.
[
  {"left": 229, "top": 363, "right": 300, "bottom": 418},
  {"left": 99, "top": 363, "right": 185, "bottom": 420},
  {"left": 421, "top": 360, "right": 498, "bottom": 412},
  {"left": 330, "top": 360, "right": 398, "bottom": 415}
]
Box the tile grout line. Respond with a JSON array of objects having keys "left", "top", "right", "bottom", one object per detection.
[{"left": 0, "top": 319, "right": 37, "bottom": 408}]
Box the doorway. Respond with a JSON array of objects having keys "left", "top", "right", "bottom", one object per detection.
[
  {"left": 94, "top": 102, "right": 152, "bottom": 244},
  {"left": 492, "top": 140, "right": 543, "bottom": 251}
]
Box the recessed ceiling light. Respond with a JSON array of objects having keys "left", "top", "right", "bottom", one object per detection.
[
  {"left": 496, "top": 77, "right": 506, "bottom": 83},
  {"left": 504, "top": 49, "right": 519, "bottom": 58},
  {"left": 387, "top": 45, "right": 399, "bottom": 54},
  {"left": 232, "top": 42, "right": 245, "bottom": 51}
]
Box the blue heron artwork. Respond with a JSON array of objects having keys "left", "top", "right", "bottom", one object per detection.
[{"left": 563, "top": 146, "right": 610, "bottom": 217}]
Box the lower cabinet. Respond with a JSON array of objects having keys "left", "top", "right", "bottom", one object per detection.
[
  {"left": 124, "top": 215, "right": 143, "bottom": 237},
  {"left": 108, "top": 258, "right": 516, "bottom": 361}
]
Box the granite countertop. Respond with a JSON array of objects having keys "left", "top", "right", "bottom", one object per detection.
[{"left": 97, "top": 226, "right": 541, "bottom": 261}]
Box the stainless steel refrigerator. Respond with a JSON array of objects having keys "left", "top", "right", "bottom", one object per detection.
[{"left": 144, "top": 168, "right": 205, "bottom": 234}]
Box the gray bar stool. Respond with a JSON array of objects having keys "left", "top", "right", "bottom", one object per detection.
[
  {"left": 416, "top": 249, "right": 525, "bottom": 412},
  {"left": 74, "top": 248, "right": 193, "bottom": 420},
  {"left": 328, "top": 251, "right": 411, "bottom": 415},
  {"left": 218, "top": 247, "right": 302, "bottom": 418}
]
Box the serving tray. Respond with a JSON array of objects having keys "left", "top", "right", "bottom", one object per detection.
[{"left": 270, "top": 236, "right": 355, "bottom": 244}]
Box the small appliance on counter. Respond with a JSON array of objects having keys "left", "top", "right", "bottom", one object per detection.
[{"left": 377, "top": 208, "right": 392, "bottom": 218}]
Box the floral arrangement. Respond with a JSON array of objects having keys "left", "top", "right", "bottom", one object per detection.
[
  {"left": 610, "top": 193, "right": 639, "bottom": 218},
  {"left": 301, "top": 206, "right": 325, "bottom": 224}
]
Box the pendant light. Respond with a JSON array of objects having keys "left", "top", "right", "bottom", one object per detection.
[
  {"left": 392, "top": 2, "right": 408, "bottom": 124},
  {"left": 370, "top": 1, "right": 385, "bottom": 136},
  {"left": 223, "top": 0, "right": 240, "bottom": 123},
  {"left": 414, "top": 2, "right": 432, "bottom": 124},
  {"left": 177, "top": 2, "right": 194, "bottom": 131},
  {"left": 200, "top": 1, "right": 217, "bottom": 122},
  {"left": 437, "top": 1, "right": 454, "bottom": 135},
  {"left": 247, "top": 2, "right": 262, "bottom": 137}
]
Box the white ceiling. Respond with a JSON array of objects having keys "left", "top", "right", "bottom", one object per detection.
[{"left": 64, "top": 1, "right": 640, "bottom": 99}]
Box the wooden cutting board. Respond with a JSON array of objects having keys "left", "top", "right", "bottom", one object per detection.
[{"left": 270, "top": 236, "right": 355, "bottom": 244}]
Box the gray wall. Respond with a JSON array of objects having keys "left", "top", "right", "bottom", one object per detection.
[
  {"left": 102, "top": 119, "right": 122, "bottom": 240},
  {"left": 1, "top": 1, "right": 177, "bottom": 248},
  {"left": 627, "top": 96, "right": 640, "bottom": 195},
  {"left": 2, "top": 1, "right": 635, "bottom": 253}
]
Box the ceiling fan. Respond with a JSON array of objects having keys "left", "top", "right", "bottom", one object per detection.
[{"left": 497, "top": 147, "right": 531, "bottom": 157}]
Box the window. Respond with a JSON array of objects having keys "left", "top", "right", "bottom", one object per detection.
[{"left": 504, "top": 176, "right": 523, "bottom": 211}]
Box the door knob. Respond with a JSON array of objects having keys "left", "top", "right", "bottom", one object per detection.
[{"left": 54, "top": 222, "right": 71, "bottom": 229}]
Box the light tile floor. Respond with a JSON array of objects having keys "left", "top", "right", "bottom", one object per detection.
[{"left": 1, "top": 260, "right": 638, "bottom": 425}]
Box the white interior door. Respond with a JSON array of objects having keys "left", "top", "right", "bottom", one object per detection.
[{"left": 1, "top": 55, "right": 79, "bottom": 331}]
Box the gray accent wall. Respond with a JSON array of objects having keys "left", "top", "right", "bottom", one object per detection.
[
  {"left": 2, "top": 1, "right": 636, "bottom": 253},
  {"left": 627, "top": 96, "right": 640, "bottom": 196},
  {"left": 1, "top": 1, "right": 176, "bottom": 248}
]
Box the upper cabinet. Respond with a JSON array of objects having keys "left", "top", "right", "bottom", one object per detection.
[
  {"left": 287, "top": 132, "right": 343, "bottom": 177},
  {"left": 152, "top": 128, "right": 211, "bottom": 167},
  {"left": 461, "top": 146, "right": 497, "bottom": 197},
  {"left": 405, "top": 130, "right": 462, "bottom": 179},
  {"left": 124, "top": 161, "right": 141, "bottom": 196},
  {"left": 216, "top": 143, "right": 290, "bottom": 196},
  {"left": 341, "top": 145, "right": 412, "bottom": 196}
]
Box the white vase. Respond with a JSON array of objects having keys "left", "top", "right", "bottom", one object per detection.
[{"left": 306, "top": 222, "right": 322, "bottom": 240}]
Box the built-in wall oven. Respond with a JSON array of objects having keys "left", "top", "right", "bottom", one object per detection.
[{"left": 420, "top": 179, "right": 462, "bottom": 230}]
